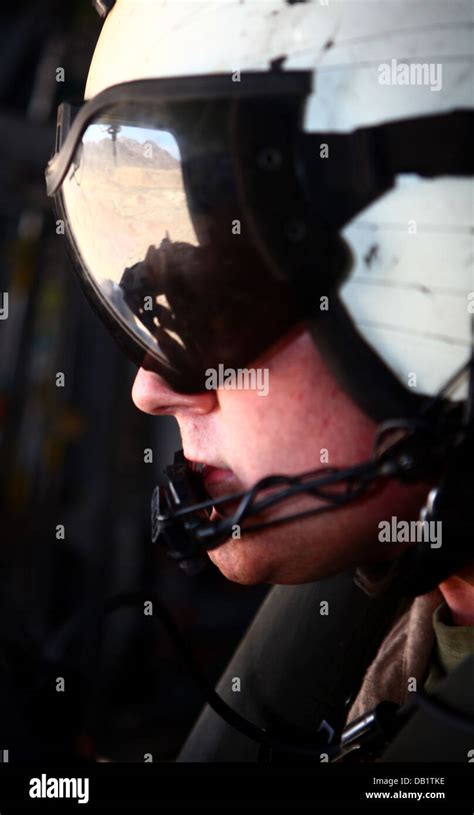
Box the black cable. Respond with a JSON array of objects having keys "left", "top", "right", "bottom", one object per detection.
[
  {"left": 165, "top": 458, "right": 388, "bottom": 549},
  {"left": 201, "top": 467, "right": 381, "bottom": 542},
  {"left": 172, "top": 459, "right": 384, "bottom": 521},
  {"left": 102, "top": 590, "right": 330, "bottom": 760}
]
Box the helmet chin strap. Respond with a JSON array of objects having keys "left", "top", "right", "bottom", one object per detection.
[{"left": 152, "top": 360, "right": 472, "bottom": 583}]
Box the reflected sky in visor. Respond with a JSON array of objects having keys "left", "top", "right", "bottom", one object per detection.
[{"left": 83, "top": 124, "right": 181, "bottom": 160}]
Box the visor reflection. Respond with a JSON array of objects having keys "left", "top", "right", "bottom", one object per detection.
[
  {"left": 62, "top": 119, "right": 197, "bottom": 353},
  {"left": 59, "top": 104, "right": 300, "bottom": 391}
]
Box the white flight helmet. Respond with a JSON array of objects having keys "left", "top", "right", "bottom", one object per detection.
[{"left": 47, "top": 0, "right": 473, "bottom": 420}]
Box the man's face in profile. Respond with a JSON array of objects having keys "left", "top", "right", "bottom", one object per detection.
[{"left": 132, "top": 325, "right": 431, "bottom": 585}]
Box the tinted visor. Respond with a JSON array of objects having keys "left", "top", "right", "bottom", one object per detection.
[{"left": 46, "top": 75, "right": 346, "bottom": 392}]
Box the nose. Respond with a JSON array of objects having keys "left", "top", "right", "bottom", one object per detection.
[{"left": 131, "top": 367, "right": 217, "bottom": 416}]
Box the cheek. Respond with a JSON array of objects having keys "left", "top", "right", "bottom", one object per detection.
[
  {"left": 215, "top": 387, "right": 303, "bottom": 478},
  {"left": 216, "top": 373, "right": 376, "bottom": 484}
]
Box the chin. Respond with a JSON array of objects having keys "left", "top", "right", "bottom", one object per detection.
[
  {"left": 205, "top": 526, "right": 326, "bottom": 585},
  {"left": 206, "top": 520, "right": 369, "bottom": 585},
  {"left": 206, "top": 534, "right": 277, "bottom": 585}
]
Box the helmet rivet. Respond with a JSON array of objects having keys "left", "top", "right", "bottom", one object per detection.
[{"left": 257, "top": 147, "right": 282, "bottom": 171}]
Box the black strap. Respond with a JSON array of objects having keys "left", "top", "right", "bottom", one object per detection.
[
  {"left": 300, "top": 109, "right": 474, "bottom": 229},
  {"left": 380, "top": 109, "right": 473, "bottom": 178}
]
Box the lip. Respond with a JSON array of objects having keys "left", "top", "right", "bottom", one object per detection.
[
  {"left": 203, "top": 466, "right": 243, "bottom": 504},
  {"left": 186, "top": 457, "right": 243, "bottom": 510},
  {"left": 201, "top": 464, "right": 234, "bottom": 486}
]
